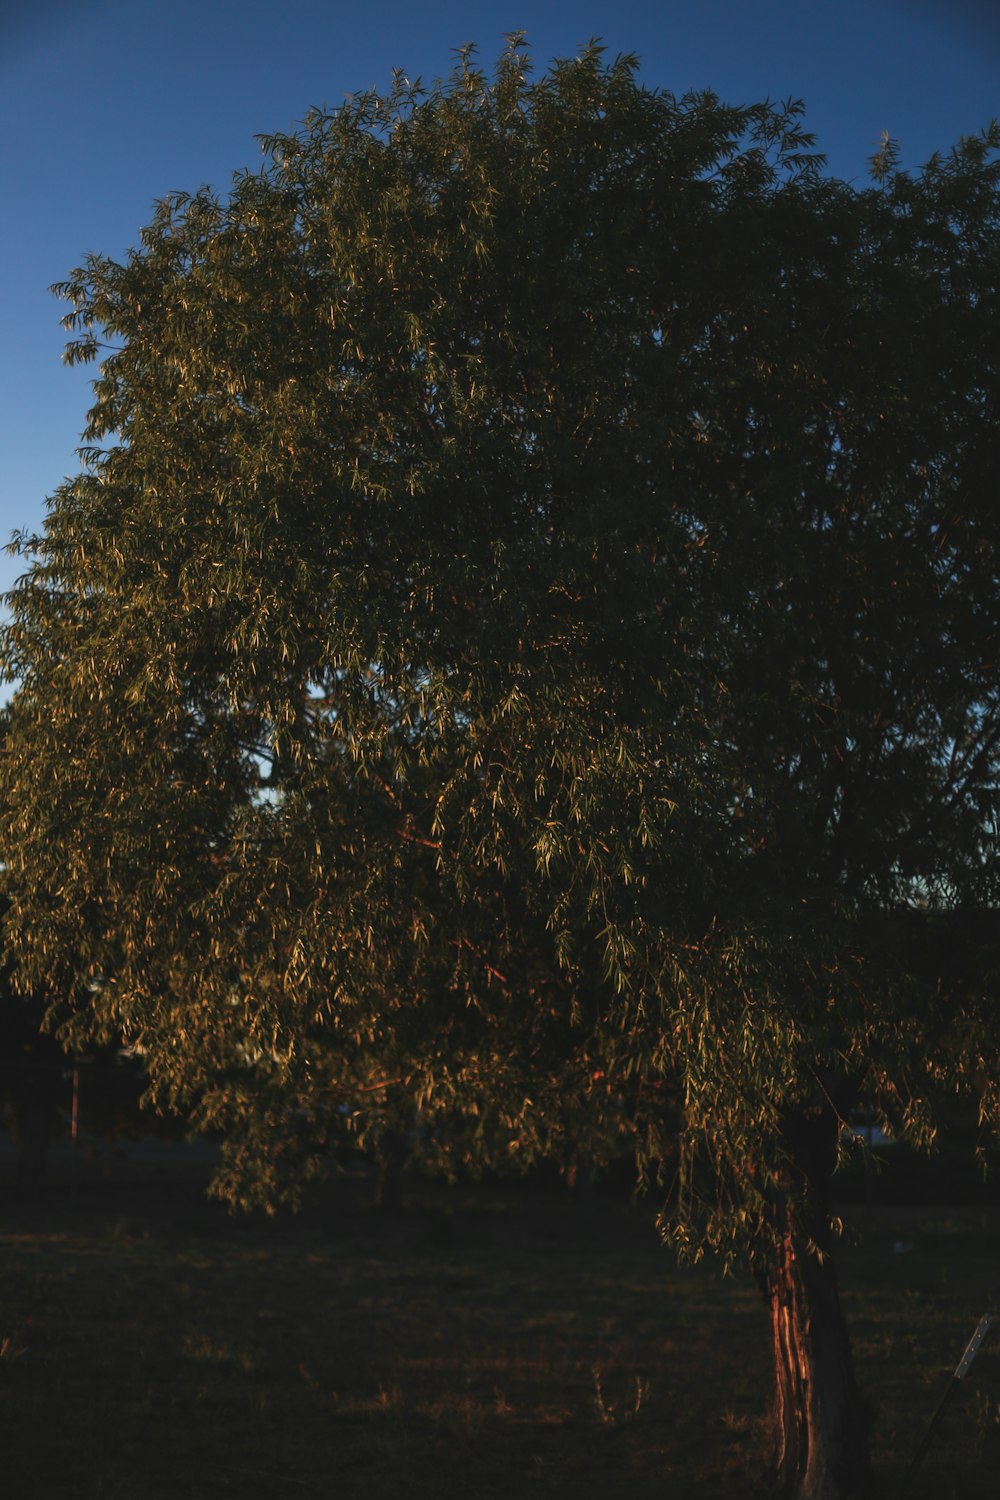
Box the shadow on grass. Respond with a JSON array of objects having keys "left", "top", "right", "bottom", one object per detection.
[{"left": 0, "top": 1162, "right": 996, "bottom": 1498}]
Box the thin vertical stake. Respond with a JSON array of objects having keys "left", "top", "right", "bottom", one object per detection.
[{"left": 70, "top": 1063, "right": 80, "bottom": 1199}]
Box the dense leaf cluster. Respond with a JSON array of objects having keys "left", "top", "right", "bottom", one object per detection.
[{"left": 2, "top": 43, "right": 999, "bottom": 1243}]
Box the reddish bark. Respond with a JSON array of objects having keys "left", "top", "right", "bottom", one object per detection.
[{"left": 759, "top": 1110, "right": 870, "bottom": 1499}]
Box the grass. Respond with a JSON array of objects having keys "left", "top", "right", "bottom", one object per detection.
[{"left": 0, "top": 1167, "right": 997, "bottom": 1498}]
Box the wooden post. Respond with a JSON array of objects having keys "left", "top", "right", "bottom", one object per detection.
[{"left": 70, "top": 1062, "right": 80, "bottom": 1199}]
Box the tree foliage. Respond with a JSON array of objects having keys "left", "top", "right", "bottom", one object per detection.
[
  {"left": 4, "top": 34, "right": 1000, "bottom": 1208},
  {"left": 2, "top": 42, "right": 1000, "bottom": 1491}
]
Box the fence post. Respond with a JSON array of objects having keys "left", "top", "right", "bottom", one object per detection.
[{"left": 70, "top": 1061, "right": 80, "bottom": 1199}]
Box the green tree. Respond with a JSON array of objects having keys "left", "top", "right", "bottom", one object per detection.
[{"left": 3, "top": 41, "right": 999, "bottom": 1498}]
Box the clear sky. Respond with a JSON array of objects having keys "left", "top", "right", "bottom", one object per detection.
[{"left": 1, "top": 0, "right": 997, "bottom": 600}]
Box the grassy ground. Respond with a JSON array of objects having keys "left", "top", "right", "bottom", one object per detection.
[{"left": 0, "top": 1162, "right": 997, "bottom": 1498}]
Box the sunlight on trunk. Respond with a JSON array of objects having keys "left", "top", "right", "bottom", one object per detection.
[{"left": 762, "top": 1111, "right": 870, "bottom": 1498}]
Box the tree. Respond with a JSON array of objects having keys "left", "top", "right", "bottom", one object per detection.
[{"left": 2, "top": 40, "right": 999, "bottom": 1498}]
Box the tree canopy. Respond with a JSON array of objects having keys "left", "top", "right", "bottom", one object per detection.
[{"left": 2, "top": 41, "right": 999, "bottom": 1497}]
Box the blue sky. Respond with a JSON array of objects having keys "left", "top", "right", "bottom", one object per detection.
[{"left": 1, "top": 0, "right": 997, "bottom": 600}]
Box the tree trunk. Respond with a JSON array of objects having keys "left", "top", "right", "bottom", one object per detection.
[{"left": 759, "top": 1110, "right": 870, "bottom": 1500}]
